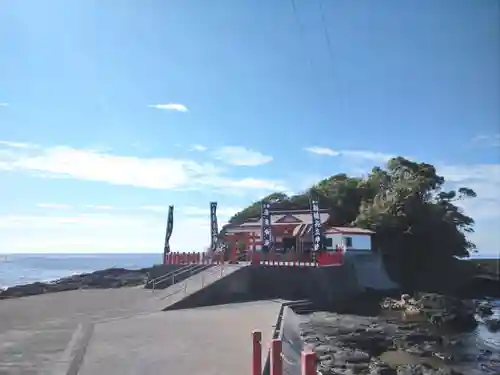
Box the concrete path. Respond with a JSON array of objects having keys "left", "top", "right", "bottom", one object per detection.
[
  {"left": 0, "top": 264, "right": 247, "bottom": 375},
  {"left": 78, "top": 300, "right": 283, "bottom": 375}
]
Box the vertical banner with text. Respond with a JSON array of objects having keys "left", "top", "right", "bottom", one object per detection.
[
  {"left": 261, "top": 201, "right": 272, "bottom": 253},
  {"left": 210, "top": 202, "right": 219, "bottom": 252},
  {"left": 310, "top": 197, "right": 323, "bottom": 263},
  {"left": 163, "top": 205, "right": 174, "bottom": 263}
]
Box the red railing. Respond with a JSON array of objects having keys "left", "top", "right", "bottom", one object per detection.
[
  {"left": 249, "top": 247, "right": 344, "bottom": 267},
  {"left": 163, "top": 247, "right": 344, "bottom": 267},
  {"left": 164, "top": 251, "right": 224, "bottom": 265},
  {"left": 252, "top": 330, "right": 316, "bottom": 375}
]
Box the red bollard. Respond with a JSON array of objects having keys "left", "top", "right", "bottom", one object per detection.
[
  {"left": 301, "top": 348, "right": 316, "bottom": 375},
  {"left": 251, "top": 330, "right": 262, "bottom": 375},
  {"left": 270, "top": 339, "right": 282, "bottom": 375}
]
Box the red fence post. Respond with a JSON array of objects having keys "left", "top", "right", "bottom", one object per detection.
[
  {"left": 270, "top": 339, "right": 282, "bottom": 375},
  {"left": 301, "top": 348, "right": 316, "bottom": 375},
  {"left": 251, "top": 330, "right": 262, "bottom": 375}
]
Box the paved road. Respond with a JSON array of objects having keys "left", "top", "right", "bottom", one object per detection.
[
  {"left": 0, "top": 287, "right": 161, "bottom": 375},
  {"left": 78, "top": 300, "right": 282, "bottom": 375},
  {"left": 0, "top": 264, "right": 263, "bottom": 375}
]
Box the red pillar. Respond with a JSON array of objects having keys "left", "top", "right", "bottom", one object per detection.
[
  {"left": 251, "top": 330, "right": 262, "bottom": 375},
  {"left": 301, "top": 348, "right": 316, "bottom": 375},
  {"left": 270, "top": 339, "right": 282, "bottom": 375},
  {"left": 232, "top": 241, "right": 237, "bottom": 263}
]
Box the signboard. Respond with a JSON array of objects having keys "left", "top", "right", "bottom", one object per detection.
[
  {"left": 261, "top": 201, "right": 272, "bottom": 252},
  {"left": 164, "top": 205, "right": 174, "bottom": 258},
  {"left": 210, "top": 202, "right": 219, "bottom": 251},
  {"left": 310, "top": 197, "right": 323, "bottom": 256}
]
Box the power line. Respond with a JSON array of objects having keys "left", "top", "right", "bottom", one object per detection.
[{"left": 318, "top": 0, "right": 336, "bottom": 69}]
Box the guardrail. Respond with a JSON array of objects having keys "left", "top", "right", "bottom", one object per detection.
[
  {"left": 251, "top": 330, "right": 316, "bottom": 375},
  {"left": 148, "top": 263, "right": 205, "bottom": 292},
  {"left": 157, "top": 262, "right": 226, "bottom": 301}
]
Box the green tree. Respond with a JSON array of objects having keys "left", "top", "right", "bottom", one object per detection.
[{"left": 223, "top": 156, "right": 477, "bottom": 284}]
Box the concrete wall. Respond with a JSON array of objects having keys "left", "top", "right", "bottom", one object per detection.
[{"left": 164, "top": 264, "right": 363, "bottom": 311}]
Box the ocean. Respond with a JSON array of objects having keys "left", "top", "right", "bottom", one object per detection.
[{"left": 0, "top": 253, "right": 162, "bottom": 289}]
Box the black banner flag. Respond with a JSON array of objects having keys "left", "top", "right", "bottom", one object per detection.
[
  {"left": 310, "top": 197, "right": 323, "bottom": 261},
  {"left": 261, "top": 201, "right": 272, "bottom": 253},
  {"left": 210, "top": 202, "right": 219, "bottom": 251},
  {"left": 163, "top": 205, "right": 174, "bottom": 259}
]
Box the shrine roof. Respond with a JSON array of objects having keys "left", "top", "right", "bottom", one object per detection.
[{"left": 237, "top": 211, "right": 330, "bottom": 227}]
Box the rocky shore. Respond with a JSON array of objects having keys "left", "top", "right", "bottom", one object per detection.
[
  {"left": 298, "top": 293, "right": 500, "bottom": 375},
  {"left": 0, "top": 267, "right": 151, "bottom": 299}
]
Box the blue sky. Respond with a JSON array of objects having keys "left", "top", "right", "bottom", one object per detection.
[{"left": 0, "top": 0, "right": 499, "bottom": 255}]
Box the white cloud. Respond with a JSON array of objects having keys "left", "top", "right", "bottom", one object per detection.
[
  {"left": 0, "top": 140, "right": 36, "bottom": 149},
  {"left": 139, "top": 205, "right": 168, "bottom": 213},
  {"left": 440, "top": 163, "right": 500, "bottom": 221},
  {"left": 472, "top": 134, "right": 500, "bottom": 148},
  {"left": 0, "top": 140, "right": 285, "bottom": 192},
  {"left": 212, "top": 146, "right": 273, "bottom": 166},
  {"left": 36, "top": 203, "right": 73, "bottom": 210},
  {"left": 0, "top": 102, "right": 8, "bottom": 107},
  {"left": 148, "top": 103, "right": 188, "bottom": 112},
  {"left": 190, "top": 144, "right": 208, "bottom": 152},
  {"left": 84, "top": 204, "right": 115, "bottom": 210},
  {"left": 180, "top": 205, "right": 242, "bottom": 220},
  {"left": 340, "top": 150, "right": 394, "bottom": 162},
  {"left": 0, "top": 212, "right": 222, "bottom": 254},
  {"left": 304, "top": 146, "right": 394, "bottom": 162},
  {"left": 304, "top": 146, "right": 339, "bottom": 156}
]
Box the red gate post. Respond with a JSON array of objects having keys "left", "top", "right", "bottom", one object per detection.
[
  {"left": 232, "top": 242, "right": 237, "bottom": 263},
  {"left": 270, "top": 339, "right": 282, "bottom": 375},
  {"left": 301, "top": 348, "right": 316, "bottom": 375},
  {"left": 251, "top": 330, "right": 262, "bottom": 375}
]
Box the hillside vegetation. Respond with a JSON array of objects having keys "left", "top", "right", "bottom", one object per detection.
[{"left": 228, "top": 157, "right": 479, "bottom": 285}]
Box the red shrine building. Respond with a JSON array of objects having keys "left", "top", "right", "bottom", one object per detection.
[{"left": 224, "top": 209, "right": 375, "bottom": 254}]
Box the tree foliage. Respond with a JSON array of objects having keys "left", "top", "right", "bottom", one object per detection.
[{"left": 225, "top": 157, "right": 477, "bottom": 278}]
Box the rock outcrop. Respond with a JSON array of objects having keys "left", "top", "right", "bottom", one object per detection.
[
  {"left": 381, "top": 293, "right": 477, "bottom": 331},
  {"left": 0, "top": 267, "right": 150, "bottom": 299},
  {"left": 300, "top": 309, "right": 500, "bottom": 375}
]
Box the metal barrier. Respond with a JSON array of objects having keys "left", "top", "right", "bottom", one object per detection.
[
  {"left": 148, "top": 263, "right": 207, "bottom": 292},
  {"left": 251, "top": 330, "right": 316, "bottom": 375}
]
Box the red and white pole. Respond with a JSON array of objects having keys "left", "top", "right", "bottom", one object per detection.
[
  {"left": 301, "top": 348, "right": 316, "bottom": 375},
  {"left": 251, "top": 330, "right": 262, "bottom": 375}
]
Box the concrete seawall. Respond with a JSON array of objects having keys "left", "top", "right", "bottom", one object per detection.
[{"left": 164, "top": 264, "right": 364, "bottom": 311}]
